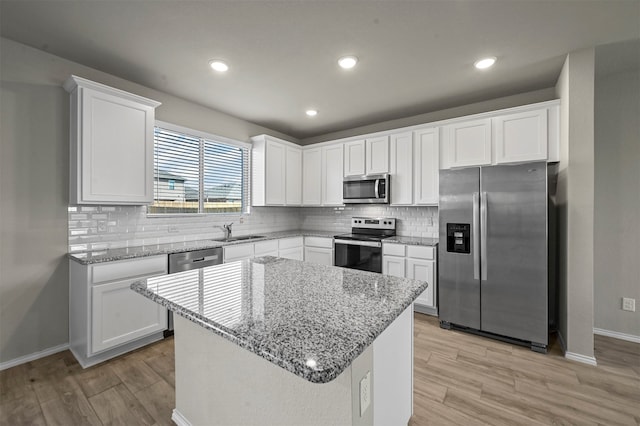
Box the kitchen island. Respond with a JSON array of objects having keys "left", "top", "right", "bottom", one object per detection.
[{"left": 131, "top": 256, "right": 428, "bottom": 426}]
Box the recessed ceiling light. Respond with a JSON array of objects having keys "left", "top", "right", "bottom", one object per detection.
[
  {"left": 338, "top": 56, "right": 358, "bottom": 69},
  {"left": 306, "top": 109, "right": 318, "bottom": 117},
  {"left": 209, "top": 60, "right": 229, "bottom": 72},
  {"left": 474, "top": 56, "right": 497, "bottom": 70}
]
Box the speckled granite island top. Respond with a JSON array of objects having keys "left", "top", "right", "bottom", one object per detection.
[{"left": 131, "top": 256, "right": 428, "bottom": 384}]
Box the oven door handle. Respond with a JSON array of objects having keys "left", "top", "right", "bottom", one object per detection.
[{"left": 334, "top": 239, "right": 382, "bottom": 248}]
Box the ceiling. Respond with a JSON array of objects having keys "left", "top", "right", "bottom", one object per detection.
[{"left": 1, "top": 1, "right": 638, "bottom": 141}]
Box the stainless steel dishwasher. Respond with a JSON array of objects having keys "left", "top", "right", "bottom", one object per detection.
[{"left": 165, "top": 247, "right": 223, "bottom": 333}]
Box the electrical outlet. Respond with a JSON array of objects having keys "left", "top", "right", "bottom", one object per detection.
[
  {"left": 97, "top": 220, "right": 107, "bottom": 233},
  {"left": 168, "top": 226, "right": 180, "bottom": 233},
  {"left": 359, "top": 371, "right": 371, "bottom": 417},
  {"left": 239, "top": 216, "right": 244, "bottom": 224},
  {"left": 622, "top": 298, "right": 636, "bottom": 312}
]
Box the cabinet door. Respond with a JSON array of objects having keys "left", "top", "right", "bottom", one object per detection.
[
  {"left": 304, "top": 247, "right": 333, "bottom": 266},
  {"left": 79, "top": 87, "right": 156, "bottom": 204},
  {"left": 322, "top": 145, "right": 344, "bottom": 205},
  {"left": 285, "top": 147, "right": 302, "bottom": 205},
  {"left": 343, "top": 140, "right": 365, "bottom": 176},
  {"left": 91, "top": 279, "right": 167, "bottom": 354},
  {"left": 279, "top": 247, "right": 303, "bottom": 261},
  {"left": 407, "top": 259, "right": 435, "bottom": 308},
  {"left": 390, "top": 132, "right": 413, "bottom": 205},
  {"left": 265, "top": 140, "right": 286, "bottom": 205},
  {"left": 366, "top": 136, "right": 389, "bottom": 174},
  {"left": 302, "top": 148, "right": 322, "bottom": 205},
  {"left": 383, "top": 256, "right": 406, "bottom": 278},
  {"left": 494, "top": 109, "right": 548, "bottom": 164},
  {"left": 442, "top": 118, "right": 491, "bottom": 168},
  {"left": 414, "top": 128, "right": 439, "bottom": 205}
]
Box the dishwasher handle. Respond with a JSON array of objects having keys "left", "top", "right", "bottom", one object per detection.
[{"left": 168, "top": 247, "right": 223, "bottom": 273}]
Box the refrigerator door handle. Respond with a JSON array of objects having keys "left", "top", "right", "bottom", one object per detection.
[
  {"left": 473, "top": 192, "right": 480, "bottom": 280},
  {"left": 481, "top": 191, "right": 488, "bottom": 281}
]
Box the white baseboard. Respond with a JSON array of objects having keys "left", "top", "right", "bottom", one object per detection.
[
  {"left": 593, "top": 328, "right": 640, "bottom": 344},
  {"left": 172, "top": 409, "right": 192, "bottom": 426},
  {"left": 565, "top": 351, "right": 598, "bottom": 366},
  {"left": 0, "top": 343, "right": 69, "bottom": 371}
]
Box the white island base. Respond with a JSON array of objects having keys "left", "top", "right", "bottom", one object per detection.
[{"left": 171, "top": 306, "right": 413, "bottom": 426}]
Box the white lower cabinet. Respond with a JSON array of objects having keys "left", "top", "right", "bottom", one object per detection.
[
  {"left": 224, "top": 243, "right": 255, "bottom": 262},
  {"left": 254, "top": 240, "right": 279, "bottom": 257},
  {"left": 382, "top": 243, "right": 438, "bottom": 315},
  {"left": 304, "top": 236, "right": 334, "bottom": 266},
  {"left": 278, "top": 237, "right": 304, "bottom": 260},
  {"left": 69, "top": 255, "right": 168, "bottom": 368},
  {"left": 406, "top": 258, "right": 435, "bottom": 308}
]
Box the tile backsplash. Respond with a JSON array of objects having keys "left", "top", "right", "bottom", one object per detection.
[
  {"left": 68, "top": 204, "right": 438, "bottom": 252},
  {"left": 300, "top": 205, "right": 438, "bottom": 237},
  {"left": 68, "top": 206, "right": 302, "bottom": 252}
]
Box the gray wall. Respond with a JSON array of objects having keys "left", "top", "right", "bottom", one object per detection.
[
  {"left": 594, "top": 54, "right": 640, "bottom": 336},
  {"left": 0, "top": 37, "right": 296, "bottom": 364},
  {"left": 554, "top": 48, "right": 596, "bottom": 359}
]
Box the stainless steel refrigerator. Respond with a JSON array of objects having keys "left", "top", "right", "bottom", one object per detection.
[{"left": 438, "top": 161, "right": 556, "bottom": 352}]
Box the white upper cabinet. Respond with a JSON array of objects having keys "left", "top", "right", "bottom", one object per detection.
[
  {"left": 366, "top": 136, "right": 390, "bottom": 174},
  {"left": 322, "top": 144, "right": 344, "bottom": 205},
  {"left": 389, "top": 132, "right": 414, "bottom": 205},
  {"left": 440, "top": 102, "right": 559, "bottom": 169},
  {"left": 494, "top": 108, "right": 548, "bottom": 164},
  {"left": 302, "top": 148, "right": 322, "bottom": 205},
  {"left": 63, "top": 75, "right": 161, "bottom": 205},
  {"left": 414, "top": 128, "right": 439, "bottom": 205},
  {"left": 343, "top": 140, "right": 366, "bottom": 176},
  {"left": 285, "top": 147, "right": 302, "bottom": 205},
  {"left": 251, "top": 135, "right": 301, "bottom": 206},
  {"left": 343, "top": 136, "right": 389, "bottom": 177},
  {"left": 442, "top": 118, "right": 492, "bottom": 169}
]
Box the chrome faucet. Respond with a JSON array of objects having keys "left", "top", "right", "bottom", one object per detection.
[{"left": 222, "top": 223, "right": 233, "bottom": 240}]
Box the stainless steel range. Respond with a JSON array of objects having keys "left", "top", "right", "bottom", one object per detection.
[{"left": 334, "top": 217, "right": 396, "bottom": 273}]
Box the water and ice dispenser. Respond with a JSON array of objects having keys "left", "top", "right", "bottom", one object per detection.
[{"left": 446, "top": 223, "right": 471, "bottom": 254}]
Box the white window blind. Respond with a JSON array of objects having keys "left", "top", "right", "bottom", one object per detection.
[{"left": 150, "top": 124, "right": 250, "bottom": 214}]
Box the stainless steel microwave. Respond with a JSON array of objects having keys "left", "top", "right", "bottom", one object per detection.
[{"left": 343, "top": 174, "right": 390, "bottom": 204}]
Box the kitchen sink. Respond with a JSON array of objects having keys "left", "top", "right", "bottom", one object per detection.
[{"left": 212, "top": 235, "right": 265, "bottom": 243}]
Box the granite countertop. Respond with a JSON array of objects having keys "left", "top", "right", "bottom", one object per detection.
[
  {"left": 130, "top": 256, "right": 428, "bottom": 384},
  {"left": 384, "top": 236, "right": 439, "bottom": 247},
  {"left": 68, "top": 230, "right": 336, "bottom": 265}
]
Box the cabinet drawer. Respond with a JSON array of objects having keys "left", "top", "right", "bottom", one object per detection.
[
  {"left": 91, "top": 255, "right": 167, "bottom": 284},
  {"left": 383, "top": 243, "right": 406, "bottom": 256},
  {"left": 279, "top": 236, "right": 303, "bottom": 250},
  {"left": 224, "top": 243, "right": 254, "bottom": 262},
  {"left": 254, "top": 240, "right": 279, "bottom": 256},
  {"left": 304, "top": 236, "right": 333, "bottom": 249},
  {"left": 407, "top": 245, "right": 435, "bottom": 260}
]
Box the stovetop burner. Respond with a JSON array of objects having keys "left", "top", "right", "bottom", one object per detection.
[
  {"left": 333, "top": 233, "right": 393, "bottom": 242},
  {"left": 333, "top": 217, "right": 396, "bottom": 241}
]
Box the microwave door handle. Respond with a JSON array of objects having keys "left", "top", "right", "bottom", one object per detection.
[{"left": 374, "top": 179, "right": 380, "bottom": 198}]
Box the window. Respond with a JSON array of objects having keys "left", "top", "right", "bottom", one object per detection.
[{"left": 150, "top": 121, "right": 251, "bottom": 214}]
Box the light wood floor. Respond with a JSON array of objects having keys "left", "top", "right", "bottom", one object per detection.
[{"left": 1, "top": 314, "right": 638, "bottom": 425}]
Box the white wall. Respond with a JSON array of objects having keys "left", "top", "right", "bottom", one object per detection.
[
  {"left": 554, "top": 48, "right": 596, "bottom": 361},
  {"left": 0, "top": 37, "right": 298, "bottom": 365},
  {"left": 594, "top": 64, "right": 640, "bottom": 338}
]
